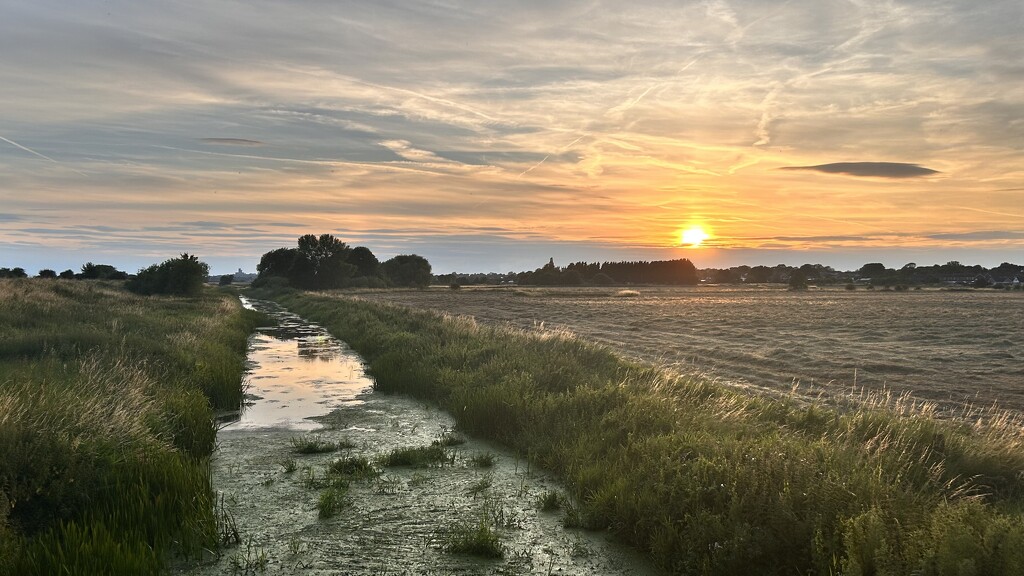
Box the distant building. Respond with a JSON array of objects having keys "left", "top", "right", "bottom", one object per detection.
[{"left": 232, "top": 268, "right": 258, "bottom": 284}]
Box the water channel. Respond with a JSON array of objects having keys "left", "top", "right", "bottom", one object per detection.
[{"left": 177, "top": 297, "right": 655, "bottom": 575}]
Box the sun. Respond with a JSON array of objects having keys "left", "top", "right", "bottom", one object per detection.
[{"left": 681, "top": 226, "right": 709, "bottom": 247}]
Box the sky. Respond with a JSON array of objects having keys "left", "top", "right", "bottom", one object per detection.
[{"left": 1, "top": 0, "right": 1021, "bottom": 274}]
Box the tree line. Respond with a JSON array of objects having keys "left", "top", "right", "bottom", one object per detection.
[
  {"left": 513, "top": 258, "right": 699, "bottom": 286},
  {"left": 254, "top": 234, "right": 431, "bottom": 289},
  {"left": 439, "top": 259, "right": 1023, "bottom": 288}
]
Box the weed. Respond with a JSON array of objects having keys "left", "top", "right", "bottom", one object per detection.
[
  {"left": 328, "top": 455, "right": 378, "bottom": 480},
  {"left": 432, "top": 429, "right": 466, "bottom": 447},
  {"left": 536, "top": 490, "right": 562, "bottom": 512},
  {"left": 216, "top": 493, "right": 241, "bottom": 547},
  {"left": 484, "top": 497, "right": 523, "bottom": 529},
  {"left": 286, "top": 535, "right": 305, "bottom": 556},
  {"left": 317, "top": 485, "right": 350, "bottom": 519},
  {"left": 408, "top": 472, "right": 428, "bottom": 487},
  {"left": 466, "top": 474, "right": 493, "bottom": 498},
  {"left": 568, "top": 536, "right": 592, "bottom": 558},
  {"left": 229, "top": 537, "right": 268, "bottom": 575},
  {"left": 280, "top": 458, "right": 298, "bottom": 474},
  {"left": 377, "top": 445, "right": 452, "bottom": 467},
  {"left": 300, "top": 467, "right": 325, "bottom": 489},
  {"left": 561, "top": 502, "right": 584, "bottom": 529},
  {"left": 469, "top": 452, "right": 497, "bottom": 468},
  {"left": 374, "top": 474, "right": 403, "bottom": 495},
  {"left": 289, "top": 434, "right": 338, "bottom": 454},
  {"left": 441, "top": 515, "right": 504, "bottom": 558}
]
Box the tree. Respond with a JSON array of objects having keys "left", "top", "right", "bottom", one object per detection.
[
  {"left": 0, "top": 267, "right": 27, "bottom": 278},
  {"left": 348, "top": 246, "right": 380, "bottom": 277},
  {"left": 382, "top": 254, "right": 432, "bottom": 288},
  {"left": 58, "top": 269, "right": 75, "bottom": 279},
  {"left": 297, "top": 234, "right": 350, "bottom": 272},
  {"left": 858, "top": 263, "right": 886, "bottom": 278},
  {"left": 37, "top": 269, "right": 57, "bottom": 279},
  {"left": 219, "top": 274, "right": 234, "bottom": 286},
  {"left": 79, "top": 263, "right": 127, "bottom": 280},
  {"left": 789, "top": 269, "right": 809, "bottom": 290},
  {"left": 126, "top": 253, "right": 210, "bottom": 296},
  {"left": 257, "top": 248, "right": 299, "bottom": 278}
]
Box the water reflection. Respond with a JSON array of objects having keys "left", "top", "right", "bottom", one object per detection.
[{"left": 225, "top": 296, "right": 373, "bottom": 431}]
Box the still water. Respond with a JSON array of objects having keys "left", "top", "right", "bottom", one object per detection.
[{"left": 224, "top": 296, "right": 372, "bottom": 431}]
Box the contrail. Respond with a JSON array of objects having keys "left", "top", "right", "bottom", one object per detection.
[
  {"left": 518, "top": 154, "right": 550, "bottom": 178},
  {"left": 1, "top": 134, "right": 61, "bottom": 163},
  {"left": 957, "top": 206, "right": 1024, "bottom": 219},
  {"left": 0, "top": 134, "right": 88, "bottom": 176}
]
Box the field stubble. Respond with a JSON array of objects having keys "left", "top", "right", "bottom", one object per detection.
[{"left": 356, "top": 286, "right": 1024, "bottom": 413}]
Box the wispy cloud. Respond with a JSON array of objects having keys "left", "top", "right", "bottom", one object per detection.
[
  {"left": 0, "top": 0, "right": 1020, "bottom": 271},
  {"left": 199, "top": 138, "right": 264, "bottom": 146}
]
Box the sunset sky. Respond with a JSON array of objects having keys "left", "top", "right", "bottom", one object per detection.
[{"left": 2, "top": 0, "right": 1021, "bottom": 274}]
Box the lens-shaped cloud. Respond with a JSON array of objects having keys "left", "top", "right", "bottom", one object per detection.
[{"left": 780, "top": 162, "right": 939, "bottom": 178}]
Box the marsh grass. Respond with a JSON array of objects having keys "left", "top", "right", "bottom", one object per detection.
[
  {"left": 536, "top": 490, "right": 563, "bottom": 512},
  {"left": 0, "top": 279, "right": 260, "bottom": 574},
  {"left": 328, "top": 455, "right": 378, "bottom": 480},
  {"left": 441, "top": 514, "right": 505, "bottom": 559},
  {"left": 469, "top": 452, "right": 497, "bottom": 468},
  {"left": 432, "top": 430, "right": 466, "bottom": 447},
  {"left": 257, "top": 287, "right": 1024, "bottom": 575},
  {"left": 317, "top": 484, "right": 351, "bottom": 519},
  {"left": 289, "top": 434, "right": 341, "bottom": 454},
  {"left": 377, "top": 445, "right": 453, "bottom": 468}
]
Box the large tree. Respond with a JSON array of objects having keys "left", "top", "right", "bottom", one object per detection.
[
  {"left": 348, "top": 246, "right": 380, "bottom": 277},
  {"left": 381, "top": 254, "right": 432, "bottom": 288},
  {"left": 256, "top": 234, "right": 377, "bottom": 289}
]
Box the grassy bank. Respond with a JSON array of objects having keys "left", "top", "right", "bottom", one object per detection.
[
  {"left": 0, "top": 279, "right": 262, "bottom": 574},
  {"left": 259, "top": 287, "right": 1024, "bottom": 575}
]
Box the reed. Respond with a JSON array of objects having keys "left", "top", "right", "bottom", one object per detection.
[
  {"left": 257, "top": 287, "right": 1024, "bottom": 575},
  {"left": 0, "top": 279, "right": 260, "bottom": 574}
]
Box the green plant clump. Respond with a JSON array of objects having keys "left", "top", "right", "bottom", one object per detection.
[
  {"left": 377, "top": 445, "right": 452, "bottom": 468},
  {"left": 289, "top": 434, "right": 341, "bottom": 454},
  {"left": 441, "top": 515, "right": 505, "bottom": 558},
  {"left": 0, "top": 278, "right": 261, "bottom": 574}
]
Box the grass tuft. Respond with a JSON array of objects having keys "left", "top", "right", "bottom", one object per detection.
[
  {"left": 441, "top": 515, "right": 505, "bottom": 558},
  {"left": 377, "top": 445, "right": 452, "bottom": 468},
  {"left": 327, "top": 456, "right": 378, "bottom": 480},
  {"left": 469, "top": 452, "right": 497, "bottom": 468},
  {"left": 289, "top": 434, "right": 340, "bottom": 454},
  {"left": 317, "top": 485, "right": 350, "bottom": 519},
  {"left": 536, "top": 490, "right": 563, "bottom": 512}
]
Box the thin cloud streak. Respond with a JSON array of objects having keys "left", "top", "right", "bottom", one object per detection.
[{"left": 0, "top": 134, "right": 88, "bottom": 176}]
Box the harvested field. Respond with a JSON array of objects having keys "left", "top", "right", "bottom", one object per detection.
[{"left": 354, "top": 286, "right": 1024, "bottom": 412}]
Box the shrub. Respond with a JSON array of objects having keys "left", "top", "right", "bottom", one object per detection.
[{"left": 126, "top": 254, "right": 209, "bottom": 296}]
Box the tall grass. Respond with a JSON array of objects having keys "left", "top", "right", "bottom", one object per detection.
[
  {"left": 257, "top": 286, "right": 1024, "bottom": 575},
  {"left": 0, "top": 279, "right": 261, "bottom": 574}
]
